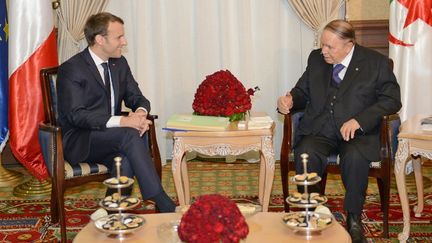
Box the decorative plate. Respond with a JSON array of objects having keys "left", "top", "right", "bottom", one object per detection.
[
  {"left": 103, "top": 176, "right": 134, "bottom": 188},
  {"left": 282, "top": 211, "right": 333, "bottom": 234},
  {"left": 100, "top": 195, "right": 140, "bottom": 211},
  {"left": 94, "top": 213, "right": 145, "bottom": 236},
  {"left": 286, "top": 192, "right": 327, "bottom": 208},
  {"left": 290, "top": 173, "right": 321, "bottom": 185}
]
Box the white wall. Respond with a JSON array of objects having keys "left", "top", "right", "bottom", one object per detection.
[{"left": 105, "top": 0, "right": 316, "bottom": 162}]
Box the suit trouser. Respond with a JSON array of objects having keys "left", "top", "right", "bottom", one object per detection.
[
  {"left": 294, "top": 135, "right": 370, "bottom": 214},
  {"left": 84, "top": 127, "right": 162, "bottom": 199}
]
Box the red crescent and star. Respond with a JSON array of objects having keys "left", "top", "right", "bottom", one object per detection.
[{"left": 389, "top": 0, "right": 432, "bottom": 46}]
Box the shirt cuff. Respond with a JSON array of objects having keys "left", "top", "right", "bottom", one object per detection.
[
  {"left": 136, "top": 107, "right": 148, "bottom": 114},
  {"left": 106, "top": 116, "right": 122, "bottom": 128}
]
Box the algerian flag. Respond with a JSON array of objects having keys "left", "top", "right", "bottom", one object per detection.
[{"left": 389, "top": 0, "right": 432, "bottom": 121}]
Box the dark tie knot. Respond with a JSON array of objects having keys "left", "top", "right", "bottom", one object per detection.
[
  {"left": 101, "top": 62, "right": 109, "bottom": 70},
  {"left": 332, "top": 63, "right": 345, "bottom": 84}
]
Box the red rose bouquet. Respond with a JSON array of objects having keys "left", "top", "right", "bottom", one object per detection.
[
  {"left": 178, "top": 194, "right": 249, "bottom": 243},
  {"left": 192, "top": 70, "right": 259, "bottom": 121}
]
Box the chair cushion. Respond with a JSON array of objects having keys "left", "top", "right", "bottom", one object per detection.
[{"left": 64, "top": 162, "right": 108, "bottom": 179}]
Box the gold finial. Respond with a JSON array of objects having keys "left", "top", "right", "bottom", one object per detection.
[{"left": 52, "top": 0, "right": 60, "bottom": 10}]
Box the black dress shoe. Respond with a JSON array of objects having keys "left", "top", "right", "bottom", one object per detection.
[
  {"left": 151, "top": 191, "right": 176, "bottom": 213},
  {"left": 346, "top": 213, "right": 367, "bottom": 243}
]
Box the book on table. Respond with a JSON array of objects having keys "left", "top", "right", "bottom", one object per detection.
[
  {"left": 421, "top": 116, "right": 432, "bottom": 131},
  {"left": 165, "top": 114, "right": 229, "bottom": 131}
]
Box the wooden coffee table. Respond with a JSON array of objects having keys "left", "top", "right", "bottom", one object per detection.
[
  {"left": 73, "top": 212, "right": 351, "bottom": 242},
  {"left": 169, "top": 113, "right": 275, "bottom": 211}
]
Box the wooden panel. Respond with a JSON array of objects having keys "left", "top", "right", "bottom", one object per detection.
[{"left": 349, "top": 20, "right": 389, "bottom": 56}]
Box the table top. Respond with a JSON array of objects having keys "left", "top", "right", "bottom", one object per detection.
[
  {"left": 73, "top": 212, "right": 351, "bottom": 243},
  {"left": 399, "top": 114, "right": 432, "bottom": 140},
  {"left": 170, "top": 112, "right": 275, "bottom": 137}
]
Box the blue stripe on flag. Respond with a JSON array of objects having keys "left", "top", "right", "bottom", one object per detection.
[{"left": 0, "top": 0, "right": 8, "bottom": 152}]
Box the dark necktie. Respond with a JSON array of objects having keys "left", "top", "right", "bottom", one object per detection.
[
  {"left": 332, "top": 63, "right": 345, "bottom": 85},
  {"left": 101, "top": 62, "right": 112, "bottom": 108}
]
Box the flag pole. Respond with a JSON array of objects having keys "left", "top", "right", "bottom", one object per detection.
[{"left": 0, "top": 155, "right": 23, "bottom": 187}]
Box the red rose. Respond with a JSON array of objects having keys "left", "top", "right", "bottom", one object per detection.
[
  {"left": 192, "top": 70, "right": 259, "bottom": 121},
  {"left": 178, "top": 194, "right": 249, "bottom": 243}
]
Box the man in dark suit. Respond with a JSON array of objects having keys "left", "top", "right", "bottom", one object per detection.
[
  {"left": 277, "top": 20, "right": 401, "bottom": 242},
  {"left": 57, "top": 12, "right": 175, "bottom": 212}
]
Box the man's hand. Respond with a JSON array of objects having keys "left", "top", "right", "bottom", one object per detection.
[
  {"left": 277, "top": 93, "right": 293, "bottom": 114},
  {"left": 340, "top": 118, "right": 361, "bottom": 141},
  {"left": 121, "top": 111, "right": 152, "bottom": 136}
]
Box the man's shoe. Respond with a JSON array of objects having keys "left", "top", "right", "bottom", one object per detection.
[
  {"left": 346, "top": 213, "right": 367, "bottom": 243},
  {"left": 151, "top": 191, "right": 176, "bottom": 213}
]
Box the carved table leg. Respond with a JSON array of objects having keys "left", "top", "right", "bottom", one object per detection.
[
  {"left": 258, "top": 152, "right": 265, "bottom": 206},
  {"left": 412, "top": 157, "right": 424, "bottom": 217},
  {"left": 261, "top": 136, "right": 275, "bottom": 212},
  {"left": 172, "top": 138, "right": 186, "bottom": 206},
  {"left": 181, "top": 156, "right": 191, "bottom": 205},
  {"left": 394, "top": 139, "right": 410, "bottom": 243}
]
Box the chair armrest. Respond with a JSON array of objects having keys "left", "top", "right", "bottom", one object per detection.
[
  {"left": 379, "top": 113, "right": 401, "bottom": 168},
  {"left": 39, "top": 122, "right": 61, "bottom": 132}
]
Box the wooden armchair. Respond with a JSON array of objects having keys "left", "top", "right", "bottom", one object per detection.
[
  {"left": 280, "top": 111, "right": 400, "bottom": 238},
  {"left": 38, "top": 66, "right": 162, "bottom": 243}
]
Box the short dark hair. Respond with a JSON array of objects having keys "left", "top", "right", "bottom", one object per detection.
[
  {"left": 324, "top": 19, "right": 356, "bottom": 43},
  {"left": 84, "top": 12, "right": 124, "bottom": 46}
]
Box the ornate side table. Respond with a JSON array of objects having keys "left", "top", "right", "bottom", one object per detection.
[
  {"left": 394, "top": 114, "right": 432, "bottom": 242},
  {"left": 170, "top": 117, "right": 275, "bottom": 211}
]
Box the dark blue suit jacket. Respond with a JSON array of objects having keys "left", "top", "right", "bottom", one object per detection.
[
  {"left": 290, "top": 44, "right": 401, "bottom": 161},
  {"left": 57, "top": 48, "right": 150, "bottom": 164}
]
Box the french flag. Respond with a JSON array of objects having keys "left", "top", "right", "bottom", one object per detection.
[{"left": 8, "top": 0, "right": 58, "bottom": 181}]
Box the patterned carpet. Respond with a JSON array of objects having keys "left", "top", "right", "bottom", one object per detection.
[{"left": 0, "top": 160, "right": 431, "bottom": 242}]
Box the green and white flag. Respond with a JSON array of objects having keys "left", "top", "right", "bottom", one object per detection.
[{"left": 389, "top": 0, "right": 432, "bottom": 121}]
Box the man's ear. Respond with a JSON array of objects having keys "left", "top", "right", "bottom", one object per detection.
[{"left": 95, "top": 34, "right": 104, "bottom": 45}]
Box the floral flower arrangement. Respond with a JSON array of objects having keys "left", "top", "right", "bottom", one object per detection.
[
  {"left": 178, "top": 194, "right": 249, "bottom": 243},
  {"left": 192, "top": 70, "right": 259, "bottom": 121}
]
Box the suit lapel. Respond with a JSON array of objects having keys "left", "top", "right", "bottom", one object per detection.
[
  {"left": 337, "top": 45, "right": 365, "bottom": 96},
  {"left": 82, "top": 48, "right": 106, "bottom": 91}
]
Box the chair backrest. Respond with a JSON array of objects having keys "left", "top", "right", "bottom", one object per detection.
[{"left": 40, "top": 66, "right": 59, "bottom": 126}]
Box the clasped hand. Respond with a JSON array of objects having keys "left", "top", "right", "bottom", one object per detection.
[{"left": 120, "top": 110, "right": 151, "bottom": 137}]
